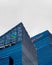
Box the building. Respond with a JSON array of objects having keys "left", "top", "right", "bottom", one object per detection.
[
  {"left": 0, "top": 23, "right": 37, "bottom": 65},
  {"left": 0, "top": 22, "right": 52, "bottom": 65},
  {"left": 31, "top": 30, "right": 52, "bottom": 65}
]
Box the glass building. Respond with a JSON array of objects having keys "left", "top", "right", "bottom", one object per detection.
[
  {"left": 0, "top": 22, "right": 52, "bottom": 65},
  {"left": 0, "top": 23, "right": 37, "bottom": 65},
  {"left": 31, "top": 30, "right": 52, "bottom": 65}
]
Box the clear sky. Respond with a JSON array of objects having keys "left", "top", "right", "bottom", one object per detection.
[{"left": 0, "top": 0, "right": 52, "bottom": 37}]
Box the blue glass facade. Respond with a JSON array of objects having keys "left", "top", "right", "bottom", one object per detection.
[
  {"left": 0, "top": 23, "right": 37, "bottom": 65},
  {"left": 0, "top": 22, "right": 52, "bottom": 65},
  {"left": 32, "top": 30, "right": 52, "bottom": 65},
  {"left": 0, "top": 23, "right": 22, "bottom": 65}
]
